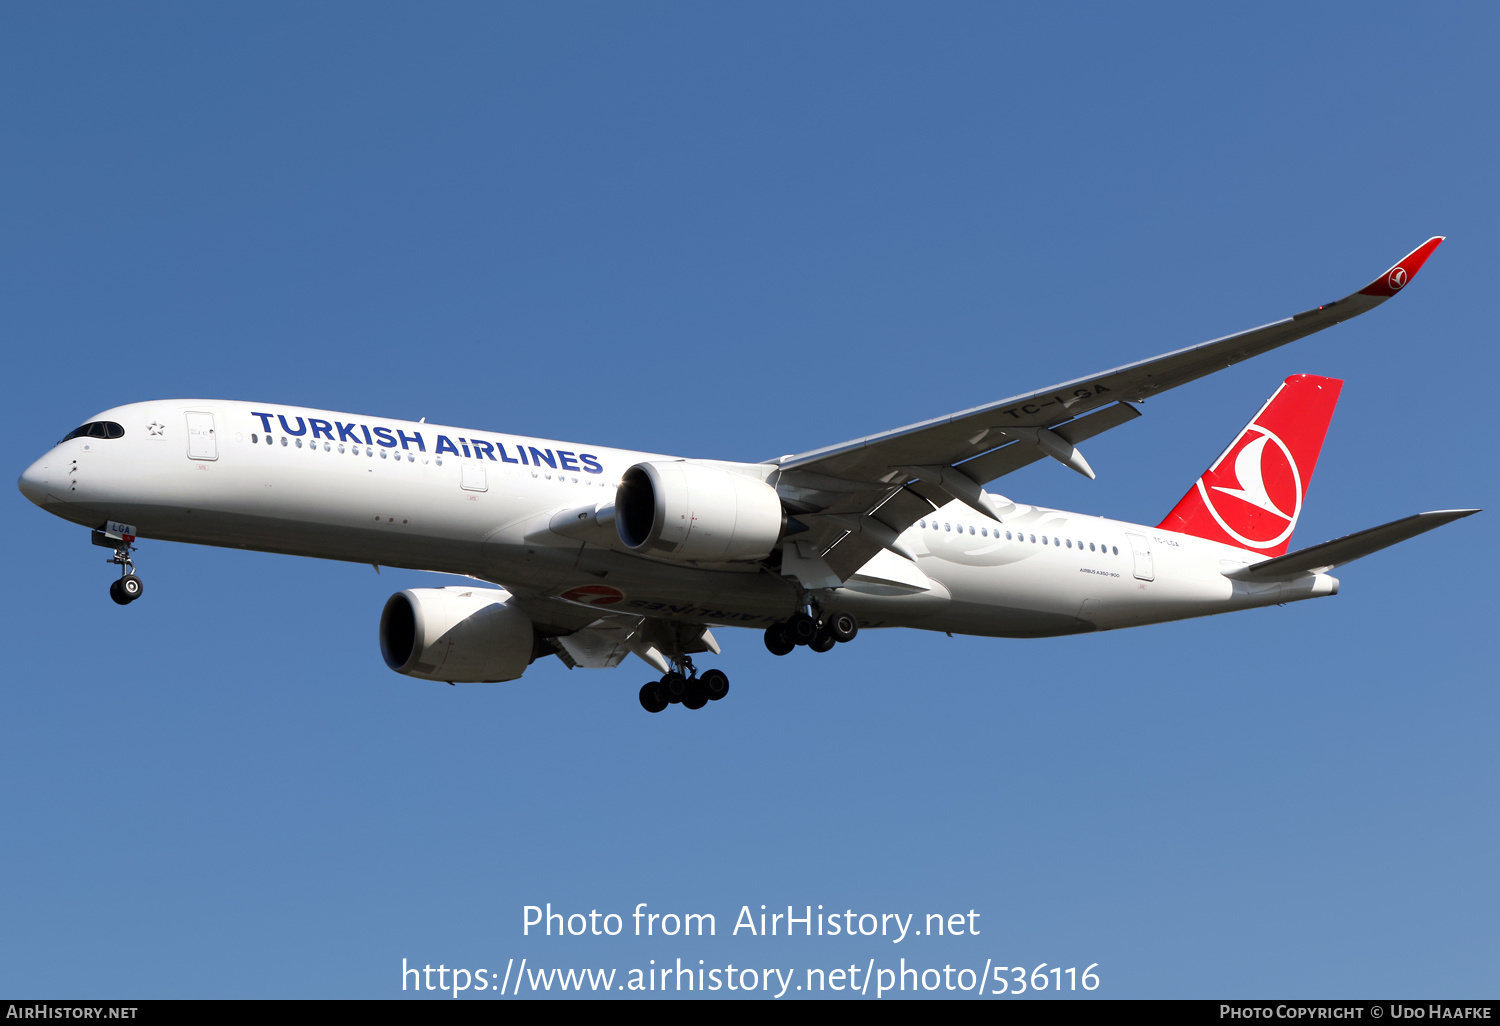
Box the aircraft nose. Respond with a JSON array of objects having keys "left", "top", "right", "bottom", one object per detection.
[{"left": 18, "top": 456, "right": 55, "bottom": 508}]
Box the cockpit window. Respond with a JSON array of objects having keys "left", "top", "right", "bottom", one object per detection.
[{"left": 60, "top": 421, "right": 125, "bottom": 443}]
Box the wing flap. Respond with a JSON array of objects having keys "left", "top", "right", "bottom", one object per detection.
[
  {"left": 548, "top": 612, "right": 723, "bottom": 672},
  {"left": 810, "top": 486, "right": 938, "bottom": 580},
  {"left": 553, "top": 625, "right": 634, "bottom": 669}
]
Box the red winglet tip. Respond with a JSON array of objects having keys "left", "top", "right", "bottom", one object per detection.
[{"left": 1359, "top": 236, "right": 1444, "bottom": 297}]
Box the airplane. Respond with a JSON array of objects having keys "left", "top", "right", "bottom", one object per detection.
[{"left": 17, "top": 238, "right": 1478, "bottom": 713}]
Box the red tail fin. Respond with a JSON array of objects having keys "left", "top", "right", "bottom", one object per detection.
[{"left": 1158, "top": 374, "right": 1343, "bottom": 556}]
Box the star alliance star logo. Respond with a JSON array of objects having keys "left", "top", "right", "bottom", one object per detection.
[{"left": 147, "top": 421, "right": 165, "bottom": 437}]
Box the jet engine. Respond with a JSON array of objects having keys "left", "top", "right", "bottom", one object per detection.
[
  {"left": 379, "top": 587, "right": 538, "bottom": 683},
  {"left": 615, "top": 461, "right": 784, "bottom": 563}
]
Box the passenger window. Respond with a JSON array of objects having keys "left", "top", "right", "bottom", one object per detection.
[
  {"left": 280, "top": 437, "right": 288, "bottom": 447},
  {"left": 920, "top": 519, "right": 926, "bottom": 528},
  {"left": 295, "top": 438, "right": 303, "bottom": 448},
  {"left": 251, "top": 433, "right": 258, "bottom": 443}
]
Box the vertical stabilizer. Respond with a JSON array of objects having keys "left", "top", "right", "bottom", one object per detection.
[{"left": 1158, "top": 375, "right": 1343, "bottom": 556}]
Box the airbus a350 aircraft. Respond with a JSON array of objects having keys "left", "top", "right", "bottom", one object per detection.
[{"left": 18, "top": 238, "right": 1477, "bottom": 712}]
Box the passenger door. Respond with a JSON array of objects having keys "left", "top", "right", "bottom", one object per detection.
[
  {"left": 1125, "top": 532, "right": 1154, "bottom": 582},
  {"left": 460, "top": 463, "right": 487, "bottom": 492},
  {"left": 185, "top": 412, "right": 217, "bottom": 461}
]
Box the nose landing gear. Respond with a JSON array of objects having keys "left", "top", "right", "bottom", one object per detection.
[{"left": 93, "top": 528, "right": 143, "bottom": 605}]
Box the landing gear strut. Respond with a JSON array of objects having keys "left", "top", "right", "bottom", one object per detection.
[
  {"left": 94, "top": 529, "right": 144, "bottom": 606},
  {"left": 638, "top": 657, "right": 731, "bottom": 713},
  {"left": 763, "top": 608, "right": 858, "bottom": 656}
]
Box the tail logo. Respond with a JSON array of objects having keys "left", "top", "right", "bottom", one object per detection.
[
  {"left": 1388, "top": 266, "right": 1408, "bottom": 291},
  {"left": 1196, "top": 425, "right": 1303, "bottom": 549}
]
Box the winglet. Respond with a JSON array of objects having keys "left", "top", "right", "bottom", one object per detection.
[{"left": 1357, "top": 236, "right": 1444, "bottom": 298}]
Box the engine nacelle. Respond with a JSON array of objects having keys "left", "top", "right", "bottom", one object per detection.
[
  {"left": 379, "top": 587, "right": 537, "bottom": 683},
  {"left": 615, "top": 461, "right": 785, "bottom": 563}
]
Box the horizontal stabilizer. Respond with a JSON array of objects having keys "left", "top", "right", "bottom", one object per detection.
[{"left": 1223, "top": 509, "right": 1479, "bottom": 581}]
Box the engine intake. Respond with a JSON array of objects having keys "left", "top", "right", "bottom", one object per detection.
[
  {"left": 379, "top": 587, "right": 537, "bottom": 683},
  {"left": 616, "top": 461, "right": 784, "bottom": 563}
]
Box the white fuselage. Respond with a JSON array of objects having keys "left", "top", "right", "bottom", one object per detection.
[{"left": 19, "top": 400, "right": 1338, "bottom": 639}]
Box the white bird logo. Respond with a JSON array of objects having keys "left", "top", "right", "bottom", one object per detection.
[
  {"left": 1196, "top": 426, "right": 1303, "bottom": 549},
  {"left": 1210, "top": 434, "right": 1293, "bottom": 520}
]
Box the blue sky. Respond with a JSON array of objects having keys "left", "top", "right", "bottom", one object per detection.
[{"left": 2, "top": 3, "right": 1495, "bottom": 999}]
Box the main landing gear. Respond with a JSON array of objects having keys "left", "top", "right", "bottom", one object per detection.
[
  {"left": 763, "top": 609, "right": 858, "bottom": 657},
  {"left": 638, "top": 659, "right": 731, "bottom": 714},
  {"left": 94, "top": 530, "right": 144, "bottom": 606}
]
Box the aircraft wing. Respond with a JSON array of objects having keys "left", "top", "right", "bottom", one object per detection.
[
  {"left": 502, "top": 590, "right": 723, "bottom": 673},
  {"left": 769, "top": 238, "right": 1444, "bottom": 582}
]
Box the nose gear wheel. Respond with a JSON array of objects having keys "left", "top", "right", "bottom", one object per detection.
[{"left": 96, "top": 530, "right": 144, "bottom": 605}]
